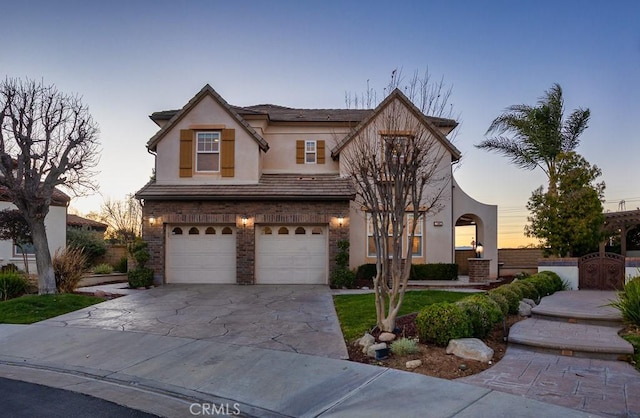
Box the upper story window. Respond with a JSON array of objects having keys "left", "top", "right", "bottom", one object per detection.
[
  {"left": 382, "top": 135, "right": 409, "bottom": 164},
  {"left": 305, "top": 140, "right": 316, "bottom": 164},
  {"left": 196, "top": 131, "right": 220, "bottom": 172}
]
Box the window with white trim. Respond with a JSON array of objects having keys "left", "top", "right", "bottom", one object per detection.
[
  {"left": 366, "top": 214, "right": 393, "bottom": 257},
  {"left": 13, "top": 242, "right": 35, "bottom": 258},
  {"left": 196, "top": 132, "right": 220, "bottom": 172},
  {"left": 407, "top": 214, "right": 423, "bottom": 257},
  {"left": 305, "top": 140, "right": 316, "bottom": 164}
]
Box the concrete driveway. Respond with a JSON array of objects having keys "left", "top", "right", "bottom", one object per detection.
[{"left": 39, "top": 285, "right": 348, "bottom": 359}]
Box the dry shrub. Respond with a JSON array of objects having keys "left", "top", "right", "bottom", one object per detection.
[{"left": 53, "top": 247, "right": 90, "bottom": 293}]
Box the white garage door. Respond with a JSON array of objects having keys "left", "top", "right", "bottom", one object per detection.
[
  {"left": 166, "top": 225, "right": 236, "bottom": 284},
  {"left": 256, "top": 225, "right": 327, "bottom": 284}
]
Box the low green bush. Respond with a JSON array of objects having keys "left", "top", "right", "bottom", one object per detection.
[
  {"left": 489, "top": 286, "right": 521, "bottom": 315},
  {"left": 411, "top": 263, "right": 458, "bottom": 281},
  {"left": 127, "top": 267, "right": 154, "bottom": 288},
  {"left": 113, "top": 256, "right": 128, "bottom": 273},
  {"left": 416, "top": 302, "right": 472, "bottom": 346},
  {"left": 0, "top": 271, "right": 29, "bottom": 301},
  {"left": 93, "top": 263, "right": 113, "bottom": 275},
  {"left": 0, "top": 263, "right": 20, "bottom": 273},
  {"left": 330, "top": 269, "right": 356, "bottom": 289},
  {"left": 537, "top": 270, "right": 564, "bottom": 292},
  {"left": 390, "top": 337, "right": 419, "bottom": 356},
  {"left": 610, "top": 277, "right": 640, "bottom": 326},
  {"left": 355, "top": 264, "right": 377, "bottom": 283},
  {"left": 524, "top": 275, "right": 556, "bottom": 297},
  {"left": 486, "top": 292, "right": 510, "bottom": 316},
  {"left": 510, "top": 280, "right": 538, "bottom": 300},
  {"left": 66, "top": 228, "right": 107, "bottom": 266},
  {"left": 454, "top": 294, "right": 503, "bottom": 338}
]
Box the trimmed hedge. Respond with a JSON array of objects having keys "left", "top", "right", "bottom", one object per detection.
[
  {"left": 411, "top": 263, "right": 458, "bottom": 281},
  {"left": 510, "top": 280, "right": 539, "bottom": 300},
  {"left": 489, "top": 286, "right": 521, "bottom": 314},
  {"left": 355, "top": 263, "right": 458, "bottom": 282},
  {"left": 456, "top": 295, "right": 502, "bottom": 338},
  {"left": 487, "top": 292, "right": 510, "bottom": 316},
  {"left": 416, "top": 302, "right": 472, "bottom": 346}
]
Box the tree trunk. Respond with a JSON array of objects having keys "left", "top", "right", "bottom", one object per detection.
[{"left": 28, "top": 219, "right": 57, "bottom": 294}]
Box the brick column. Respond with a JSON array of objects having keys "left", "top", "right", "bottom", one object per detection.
[
  {"left": 236, "top": 219, "right": 255, "bottom": 284},
  {"left": 468, "top": 258, "right": 490, "bottom": 283}
]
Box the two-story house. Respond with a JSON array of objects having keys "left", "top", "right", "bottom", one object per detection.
[{"left": 136, "top": 84, "right": 497, "bottom": 285}]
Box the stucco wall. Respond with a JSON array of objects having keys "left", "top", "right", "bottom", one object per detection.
[
  {"left": 154, "top": 95, "right": 262, "bottom": 184},
  {"left": 0, "top": 202, "right": 67, "bottom": 273}
]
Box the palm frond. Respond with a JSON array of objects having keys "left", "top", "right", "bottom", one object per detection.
[
  {"left": 475, "top": 136, "right": 538, "bottom": 170},
  {"left": 562, "top": 108, "right": 590, "bottom": 151}
]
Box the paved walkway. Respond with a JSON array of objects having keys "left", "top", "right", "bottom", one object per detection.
[
  {"left": 460, "top": 291, "right": 640, "bottom": 418},
  {"left": 0, "top": 285, "right": 595, "bottom": 417}
]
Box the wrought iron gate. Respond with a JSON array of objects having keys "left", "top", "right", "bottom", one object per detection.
[{"left": 578, "top": 252, "right": 625, "bottom": 290}]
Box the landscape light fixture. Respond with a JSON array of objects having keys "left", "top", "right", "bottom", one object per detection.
[{"left": 476, "top": 242, "right": 484, "bottom": 258}]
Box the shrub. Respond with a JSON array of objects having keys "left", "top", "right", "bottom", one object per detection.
[
  {"left": 114, "top": 256, "right": 128, "bottom": 273},
  {"left": 486, "top": 292, "right": 510, "bottom": 316},
  {"left": 127, "top": 267, "right": 154, "bottom": 288},
  {"left": 356, "top": 264, "right": 377, "bottom": 282},
  {"left": 53, "top": 247, "right": 90, "bottom": 293},
  {"left": 416, "top": 302, "right": 472, "bottom": 346},
  {"left": 1, "top": 263, "right": 20, "bottom": 273},
  {"left": 330, "top": 240, "right": 356, "bottom": 289},
  {"left": 524, "top": 275, "right": 556, "bottom": 297},
  {"left": 537, "top": 270, "right": 564, "bottom": 292},
  {"left": 390, "top": 337, "right": 419, "bottom": 356},
  {"left": 0, "top": 271, "right": 29, "bottom": 301},
  {"left": 66, "top": 228, "right": 107, "bottom": 266},
  {"left": 510, "top": 280, "right": 538, "bottom": 300},
  {"left": 411, "top": 263, "right": 458, "bottom": 281},
  {"left": 610, "top": 277, "right": 640, "bottom": 326},
  {"left": 93, "top": 263, "right": 113, "bottom": 275},
  {"left": 127, "top": 239, "right": 154, "bottom": 288},
  {"left": 456, "top": 294, "right": 503, "bottom": 338},
  {"left": 489, "top": 286, "right": 521, "bottom": 315}
]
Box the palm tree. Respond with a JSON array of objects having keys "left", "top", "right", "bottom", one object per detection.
[{"left": 476, "top": 83, "right": 590, "bottom": 195}]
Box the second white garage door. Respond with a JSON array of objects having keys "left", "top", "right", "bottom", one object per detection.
[
  {"left": 165, "top": 225, "right": 236, "bottom": 284},
  {"left": 255, "top": 225, "right": 327, "bottom": 284}
]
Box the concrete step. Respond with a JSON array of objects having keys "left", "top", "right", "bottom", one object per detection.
[
  {"left": 530, "top": 290, "right": 622, "bottom": 327},
  {"left": 508, "top": 318, "right": 634, "bottom": 361}
]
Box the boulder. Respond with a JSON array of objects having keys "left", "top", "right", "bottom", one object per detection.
[
  {"left": 378, "top": 332, "right": 396, "bottom": 342},
  {"left": 367, "top": 343, "right": 387, "bottom": 358},
  {"left": 406, "top": 359, "right": 422, "bottom": 369},
  {"left": 522, "top": 298, "right": 536, "bottom": 307},
  {"left": 518, "top": 301, "right": 533, "bottom": 316},
  {"left": 446, "top": 338, "right": 494, "bottom": 363},
  {"left": 357, "top": 333, "right": 375, "bottom": 347}
]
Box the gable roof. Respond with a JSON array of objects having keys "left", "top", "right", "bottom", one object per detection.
[
  {"left": 146, "top": 84, "right": 269, "bottom": 152},
  {"left": 330, "top": 88, "right": 461, "bottom": 161}
]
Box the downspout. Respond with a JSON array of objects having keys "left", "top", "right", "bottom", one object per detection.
[{"left": 451, "top": 158, "right": 461, "bottom": 264}]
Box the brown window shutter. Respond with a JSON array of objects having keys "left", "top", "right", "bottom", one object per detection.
[
  {"left": 179, "top": 129, "right": 193, "bottom": 177},
  {"left": 296, "top": 140, "right": 304, "bottom": 164},
  {"left": 221, "top": 129, "right": 235, "bottom": 177},
  {"left": 317, "top": 140, "right": 325, "bottom": 164}
]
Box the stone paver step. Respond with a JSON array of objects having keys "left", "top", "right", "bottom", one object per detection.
[
  {"left": 508, "top": 318, "right": 634, "bottom": 360},
  {"left": 531, "top": 290, "right": 622, "bottom": 327}
]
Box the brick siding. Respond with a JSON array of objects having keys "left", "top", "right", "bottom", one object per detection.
[{"left": 141, "top": 200, "right": 350, "bottom": 284}]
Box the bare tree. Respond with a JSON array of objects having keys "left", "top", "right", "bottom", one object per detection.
[
  {"left": 99, "top": 194, "right": 142, "bottom": 243},
  {"left": 341, "top": 89, "right": 452, "bottom": 332},
  {"left": 0, "top": 78, "right": 100, "bottom": 294}
]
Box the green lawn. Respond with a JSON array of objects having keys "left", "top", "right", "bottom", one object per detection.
[
  {"left": 0, "top": 294, "right": 105, "bottom": 324},
  {"left": 333, "top": 290, "right": 471, "bottom": 341}
]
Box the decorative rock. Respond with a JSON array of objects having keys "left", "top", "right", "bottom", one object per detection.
[
  {"left": 446, "top": 338, "right": 494, "bottom": 363},
  {"left": 94, "top": 290, "right": 106, "bottom": 298},
  {"left": 357, "top": 333, "right": 375, "bottom": 347},
  {"left": 522, "top": 298, "right": 536, "bottom": 307},
  {"left": 518, "top": 301, "right": 533, "bottom": 316},
  {"left": 406, "top": 359, "right": 422, "bottom": 369},
  {"left": 378, "top": 332, "right": 396, "bottom": 342},
  {"left": 367, "top": 343, "right": 387, "bottom": 358}
]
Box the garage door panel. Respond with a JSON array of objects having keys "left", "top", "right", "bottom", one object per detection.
[
  {"left": 166, "top": 226, "right": 236, "bottom": 284},
  {"left": 256, "top": 226, "right": 327, "bottom": 284}
]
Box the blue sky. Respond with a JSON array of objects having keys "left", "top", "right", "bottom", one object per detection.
[{"left": 2, "top": 0, "right": 639, "bottom": 247}]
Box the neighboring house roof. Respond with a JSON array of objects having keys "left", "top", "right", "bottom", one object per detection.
[
  {"left": 0, "top": 185, "right": 70, "bottom": 207},
  {"left": 66, "top": 214, "right": 108, "bottom": 230},
  {"left": 136, "top": 174, "right": 355, "bottom": 201},
  {"left": 330, "top": 88, "right": 462, "bottom": 161},
  {"left": 146, "top": 84, "right": 270, "bottom": 152}
]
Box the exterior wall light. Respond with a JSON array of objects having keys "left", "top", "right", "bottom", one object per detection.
[
  {"left": 337, "top": 216, "right": 344, "bottom": 227},
  {"left": 149, "top": 217, "right": 156, "bottom": 226},
  {"left": 242, "top": 215, "right": 248, "bottom": 227},
  {"left": 476, "top": 242, "right": 484, "bottom": 258}
]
